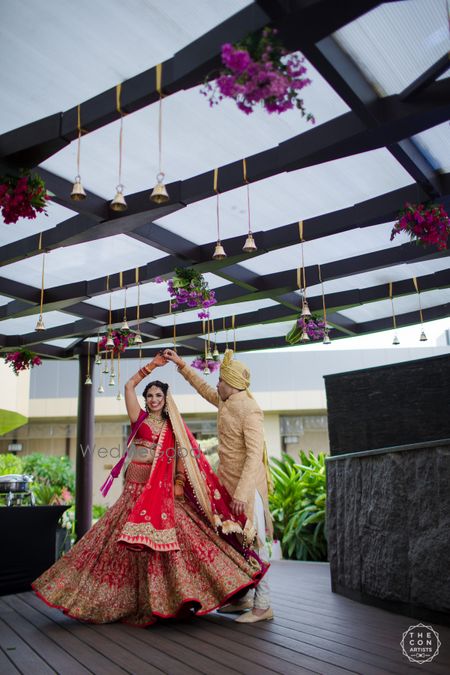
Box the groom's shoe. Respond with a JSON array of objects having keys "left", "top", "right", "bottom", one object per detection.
[
  {"left": 234, "top": 607, "right": 273, "bottom": 623},
  {"left": 217, "top": 599, "right": 253, "bottom": 614}
]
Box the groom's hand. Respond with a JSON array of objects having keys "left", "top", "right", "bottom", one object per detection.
[
  {"left": 230, "top": 498, "right": 246, "bottom": 516},
  {"left": 163, "top": 349, "right": 185, "bottom": 368}
]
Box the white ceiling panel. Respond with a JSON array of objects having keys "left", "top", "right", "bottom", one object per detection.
[
  {"left": 334, "top": 0, "right": 449, "bottom": 96},
  {"left": 0, "top": 235, "right": 166, "bottom": 288},
  {"left": 0, "top": 311, "right": 76, "bottom": 336},
  {"left": 83, "top": 271, "right": 230, "bottom": 310},
  {"left": 43, "top": 338, "right": 78, "bottom": 349},
  {"left": 210, "top": 319, "right": 292, "bottom": 344},
  {"left": 304, "top": 257, "right": 450, "bottom": 299},
  {"left": 0, "top": 200, "right": 77, "bottom": 246},
  {"left": 340, "top": 288, "right": 450, "bottom": 323},
  {"left": 240, "top": 221, "right": 404, "bottom": 276},
  {"left": 412, "top": 122, "right": 450, "bottom": 173},
  {"left": 151, "top": 297, "right": 278, "bottom": 327},
  {"left": 0, "top": 0, "right": 250, "bottom": 134},
  {"left": 156, "top": 148, "right": 412, "bottom": 245}
]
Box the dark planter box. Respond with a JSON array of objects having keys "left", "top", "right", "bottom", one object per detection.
[
  {"left": 324, "top": 353, "right": 450, "bottom": 456},
  {"left": 0, "top": 505, "right": 68, "bottom": 595}
]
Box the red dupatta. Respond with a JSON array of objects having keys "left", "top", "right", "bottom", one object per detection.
[{"left": 118, "top": 419, "right": 179, "bottom": 551}]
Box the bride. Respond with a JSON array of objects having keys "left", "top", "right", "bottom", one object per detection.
[{"left": 33, "top": 353, "right": 267, "bottom": 626}]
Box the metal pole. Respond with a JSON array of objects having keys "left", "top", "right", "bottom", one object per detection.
[{"left": 75, "top": 353, "right": 95, "bottom": 539}]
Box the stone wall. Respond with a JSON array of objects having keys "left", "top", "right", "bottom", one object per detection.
[{"left": 326, "top": 443, "right": 450, "bottom": 624}]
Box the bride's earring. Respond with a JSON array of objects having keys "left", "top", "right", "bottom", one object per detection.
[
  {"left": 145, "top": 404, "right": 150, "bottom": 413},
  {"left": 164, "top": 404, "right": 168, "bottom": 415}
]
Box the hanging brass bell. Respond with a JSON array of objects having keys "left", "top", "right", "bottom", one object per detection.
[
  {"left": 206, "top": 348, "right": 213, "bottom": 360},
  {"left": 102, "top": 363, "right": 109, "bottom": 374},
  {"left": 95, "top": 354, "right": 102, "bottom": 365},
  {"left": 116, "top": 392, "right": 123, "bottom": 401},
  {"left": 242, "top": 232, "right": 257, "bottom": 253},
  {"left": 392, "top": 335, "right": 400, "bottom": 345},
  {"left": 109, "top": 375, "right": 116, "bottom": 387},
  {"left": 301, "top": 300, "right": 312, "bottom": 318},
  {"left": 212, "top": 346, "right": 220, "bottom": 358},
  {"left": 150, "top": 173, "right": 169, "bottom": 204},
  {"left": 121, "top": 318, "right": 129, "bottom": 331},
  {"left": 35, "top": 315, "right": 45, "bottom": 331},
  {"left": 84, "top": 374, "right": 92, "bottom": 385},
  {"left": 419, "top": 330, "right": 427, "bottom": 342},
  {"left": 300, "top": 330, "right": 310, "bottom": 342},
  {"left": 323, "top": 332, "right": 331, "bottom": 345},
  {"left": 203, "top": 366, "right": 210, "bottom": 375},
  {"left": 213, "top": 241, "right": 227, "bottom": 260},
  {"left": 106, "top": 334, "right": 114, "bottom": 349},
  {"left": 110, "top": 185, "right": 127, "bottom": 212},
  {"left": 134, "top": 331, "right": 143, "bottom": 345},
  {"left": 71, "top": 176, "right": 86, "bottom": 201},
  {"left": 97, "top": 384, "right": 104, "bottom": 394}
]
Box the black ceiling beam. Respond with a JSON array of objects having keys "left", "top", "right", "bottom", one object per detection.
[
  {"left": 157, "top": 268, "right": 450, "bottom": 342},
  {"left": 2, "top": 187, "right": 450, "bottom": 324},
  {"left": 4, "top": 238, "right": 447, "bottom": 349},
  {"left": 352, "top": 302, "right": 450, "bottom": 336},
  {"left": 297, "top": 35, "right": 448, "bottom": 196},
  {"left": 1, "top": 79, "right": 448, "bottom": 270},
  {"left": 251, "top": 244, "right": 450, "bottom": 298},
  {"left": 72, "top": 298, "right": 448, "bottom": 357},
  {"left": 400, "top": 54, "right": 450, "bottom": 101}
]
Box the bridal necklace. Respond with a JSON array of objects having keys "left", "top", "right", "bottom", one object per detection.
[{"left": 146, "top": 411, "right": 164, "bottom": 425}]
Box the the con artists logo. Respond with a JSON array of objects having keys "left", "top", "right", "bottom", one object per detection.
[{"left": 400, "top": 623, "right": 441, "bottom": 663}]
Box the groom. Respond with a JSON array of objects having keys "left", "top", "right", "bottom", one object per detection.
[{"left": 163, "top": 348, "right": 273, "bottom": 623}]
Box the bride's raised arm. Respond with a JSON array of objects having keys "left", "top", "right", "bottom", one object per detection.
[{"left": 124, "top": 353, "right": 167, "bottom": 423}]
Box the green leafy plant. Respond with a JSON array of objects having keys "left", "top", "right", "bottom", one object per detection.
[
  {"left": 33, "top": 483, "right": 62, "bottom": 505},
  {"left": 0, "top": 453, "right": 24, "bottom": 475},
  {"left": 269, "top": 451, "right": 327, "bottom": 561},
  {"left": 92, "top": 504, "right": 108, "bottom": 522},
  {"left": 22, "top": 453, "right": 75, "bottom": 493}
]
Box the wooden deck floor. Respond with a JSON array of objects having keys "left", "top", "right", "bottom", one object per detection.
[{"left": 0, "top": 561, "right": 449, "bottom": 675}]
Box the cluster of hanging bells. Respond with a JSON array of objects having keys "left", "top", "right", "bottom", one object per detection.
[{"left": 71, "top": 172, "right": 169, "bottom": 212}]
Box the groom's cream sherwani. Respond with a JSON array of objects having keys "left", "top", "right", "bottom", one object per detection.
[{"left": 178, "top": 363, "right": 273, "bottom": 543}]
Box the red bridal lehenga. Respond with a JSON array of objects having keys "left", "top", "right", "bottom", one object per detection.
[{"left": 33, "top": 394, "right": 267, "bottom": 627}]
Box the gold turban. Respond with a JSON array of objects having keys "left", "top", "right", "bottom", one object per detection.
[
  {"left": 219, "top": 350, "right": 273, "bottom": 493},
  {"left": 220, "top": 349, "right": 251, "bottom": 392}
]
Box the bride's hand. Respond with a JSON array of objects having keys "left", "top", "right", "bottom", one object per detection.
[
  {"left": 150, "top": 352, "right": 167, "bottom": 368},
  {"left": 163, "top": 349, "right": 185, "bottom": 368}
]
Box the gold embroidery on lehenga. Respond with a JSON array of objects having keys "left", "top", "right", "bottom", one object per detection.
[{"left": 120, "top": 520, "right": 177, "bottom": 544}]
